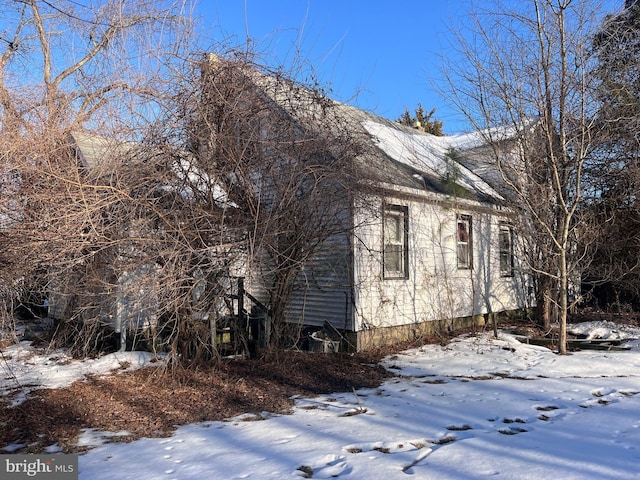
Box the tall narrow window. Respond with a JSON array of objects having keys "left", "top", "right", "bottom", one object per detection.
[
  {"left": 457, "top": 214, "right": 473, "bottom": 269},
  {"left": 499, "top": 224, "right": 514, "bottom": 276},
  {"left": 383, "top": 205, "right": 409, "bottom": 279}
]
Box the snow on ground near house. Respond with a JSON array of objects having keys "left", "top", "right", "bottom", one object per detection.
[
  {"left": 0, "top": 342, "right": 159, "bottom": 406},
  {"left": 3, "top": 322, "right": 640, "bottom": 479}
]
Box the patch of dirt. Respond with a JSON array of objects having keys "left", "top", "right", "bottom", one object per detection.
[{"left": 0, "top": 350, "right": 392, "bottom": 453}]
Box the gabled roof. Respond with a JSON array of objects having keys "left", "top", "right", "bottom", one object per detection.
[
  {"left": 77, "top": 59, "right": 516, "bottom": 210},
  {"left": 69, "top": 131, "right": 239, "bottom": 209},
  {"left": 70, "top": 131, "right": 138, "bottom": 170},
  {"left": 228, "top": 60, "right": 509, "bottom": 205}
]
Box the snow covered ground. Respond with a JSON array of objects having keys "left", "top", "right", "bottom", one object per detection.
[
  {"left": 0, "top": 344, "right": 158, "bottom": 407},
  {"left": 2, "top": 322, "right": 640, "bottom": 479}
]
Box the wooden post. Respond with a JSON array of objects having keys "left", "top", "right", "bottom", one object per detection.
[
  {"left": 237, "top": 277, "right": 245, "bottom": 325},
  {"left": 209, "top": 314, "right": 217, "bottom": 359},
  {"left": 492, "top": 313, "right": 498, "bottom": 339}
]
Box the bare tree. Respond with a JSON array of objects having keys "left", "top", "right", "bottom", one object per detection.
[
  {"left": 585, "top": 0, "right": 640, "bottom": 309},
  {"left": 0, "top": 1, "right": 366, "bottom": 361},
  {"left": 0, "top": 1, "right": 195, "bottom": 353},
  {"left": 176, "top": 54, "right": 365, "bottom": 350},
  {"left": 442, "top": 0, "right": 609, "bottom": 353}
]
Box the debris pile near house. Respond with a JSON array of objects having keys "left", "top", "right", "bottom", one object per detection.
[{"left": 508, "top": 319, "right": 638, "bottom": 351}]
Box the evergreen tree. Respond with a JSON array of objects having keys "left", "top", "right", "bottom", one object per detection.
[{"left": 397, "top": 104, "right": 444, "bottom": 136}]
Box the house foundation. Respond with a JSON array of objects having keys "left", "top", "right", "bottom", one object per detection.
[{"left": 354, "top": 309, "right": 532, "bottom": 351}]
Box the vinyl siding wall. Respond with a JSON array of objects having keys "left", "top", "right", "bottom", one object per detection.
[
  {"left": 283, "top": 230, "right": 355, "bottom": 330},
  {"left": 352, "top": 190, "right": 532, "bottom": 334}
]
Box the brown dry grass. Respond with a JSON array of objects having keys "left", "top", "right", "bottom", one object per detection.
[{"left": 0, "top": 349, "right": 396, "bottom": 453}]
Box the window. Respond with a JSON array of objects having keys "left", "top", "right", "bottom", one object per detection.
[
  {"left": 383, "top": 205, "right": 409, "bottom": 279},
  {"left": 457, "top": 214, "right": 473, "bottom": 269},
  {"left": 499, "top": 224, "right": 514, "bottom": 277}
]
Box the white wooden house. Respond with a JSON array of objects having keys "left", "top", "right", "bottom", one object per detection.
[
  {"left": 47, "top": 63, "right": 534, "bottom": 353},
  {"left": 267, "top": 101, "right": 534, "bottom": 350}
]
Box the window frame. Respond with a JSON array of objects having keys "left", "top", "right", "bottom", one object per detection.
[
  {"left": 383, "top": 204, "right": 409, "bottom": 280},
  {"left": 456, "top": 214, "right": 473, "bottom": 270},
  {"left": 499, "top": 223, "right": 515, "bottom": 277}
]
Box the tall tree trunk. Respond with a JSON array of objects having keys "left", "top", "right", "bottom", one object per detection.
[
  {"left": 536, "top": 276, "right": 553, "bottom": 331},
  {"left": 558, "top": 240, "right": 569, "bottom": 355}
]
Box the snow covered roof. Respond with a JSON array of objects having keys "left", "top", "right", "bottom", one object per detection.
[
  {"left": 360, "top": 118, "right": 504, "bottom": 202},
  {"left": 204, "top": 58, "right": 514, "bottom": 206}
]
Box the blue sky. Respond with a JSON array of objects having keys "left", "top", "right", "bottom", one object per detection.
[{"left": 195, "top": 1, "right": 467, "bottom": 133}]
